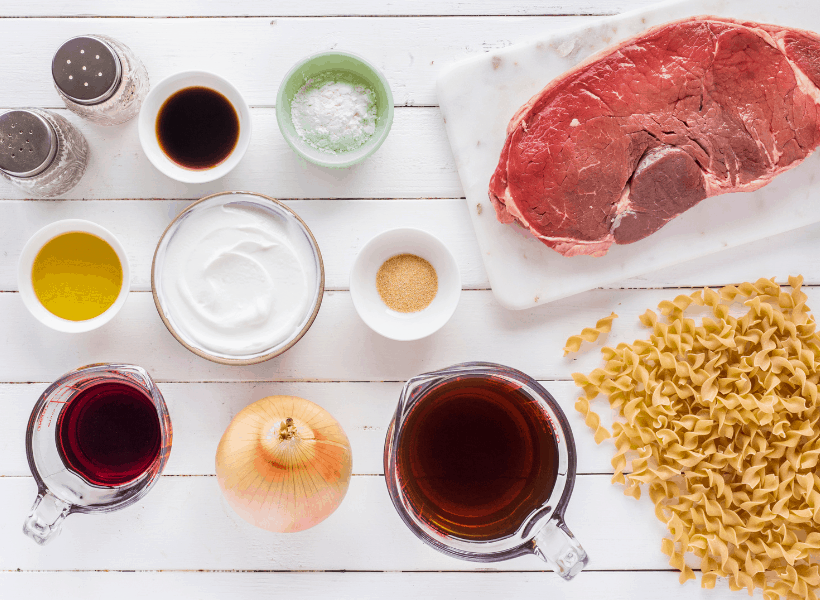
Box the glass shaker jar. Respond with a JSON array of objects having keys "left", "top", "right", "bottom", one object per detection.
[
  {"left": 52, "top": 35, "right": 149, "bottom": 125},
  {"left": 0, "top": 109, "right": 89, "bottom": 198}
]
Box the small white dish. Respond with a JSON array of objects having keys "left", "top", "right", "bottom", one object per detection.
[
  {"left": 350, "top": 228, "right": 461, "bottom": 341},
  {"left": 138, "top": 70, "right": 252, "bottom": 183},
  {"left": 18, "top": 219, "right": 131, "bottom": 333}
]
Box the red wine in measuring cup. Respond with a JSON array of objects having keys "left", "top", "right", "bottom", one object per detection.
[{"left": 57, "top": 381, "right": 162, "bottom": 486}]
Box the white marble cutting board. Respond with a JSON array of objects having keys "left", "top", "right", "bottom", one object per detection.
[{"left": 437, "top": 0, "right": 820, "bottom": 310}]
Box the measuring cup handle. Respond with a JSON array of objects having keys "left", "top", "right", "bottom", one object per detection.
[
  {"left": 23, "top": 491, "right": 71, "bottom": 545},
  {"left": 532, "top": 518, "right": 589, "bottom": 580}
]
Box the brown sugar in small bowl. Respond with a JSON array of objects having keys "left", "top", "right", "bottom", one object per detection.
[{"left": 151, "top": 191, "right": 324, "bottom": 365}]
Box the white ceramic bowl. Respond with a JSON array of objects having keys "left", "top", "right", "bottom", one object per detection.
[
  {"left": 350, "top": 228, "right": 461, "bottom": 341},
  {"left": 138, "top": 70, "right": 252, "bottom": 183},
  {"left": 18, "top": 219, "right": 131, "bottom": 333}
]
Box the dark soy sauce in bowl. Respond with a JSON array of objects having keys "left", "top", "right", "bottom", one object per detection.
[
  {"left": 156, "top": 86, "right": 239, "bottom": 170},
  {"left": 396, "top": 376, "right": 559, "bottom": 541},
  {"left": 56, "top": 381, "right": 162, "bottom": 487}
]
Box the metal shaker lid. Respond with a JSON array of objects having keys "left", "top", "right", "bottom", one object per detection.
[
  {"left": 0, "top": 110, "right": 58, "bottom": 178},
  {"left": 52, "top": 35, "right": 122, "bottom": 105}
]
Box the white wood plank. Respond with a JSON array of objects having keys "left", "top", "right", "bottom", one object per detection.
[
  {"left": 2, "top": 287, "right": 818, "bottom": 383},
  {"left": 0, "top": 0, "right": 661, "bottom": 17},
  {"left": 0, "top": 475, "right": 671, "bottom": 571},
  {"left": 1, "top": 199, "right": 818, "bottom": 292},
  {"left": 0, "top": 381, "right": 615, "bottom": 476},
  {"left": 0, "top": 108, "right": 462, "bottom": 200},
  {"left": 0, "top": 571, "right": 750, "bottom": 600},
  {"left": 0, "top": 200, "right": 485, "bottom": 291},
  {"left": 0, "top": 17, "right": 587, "bottom": 108}
]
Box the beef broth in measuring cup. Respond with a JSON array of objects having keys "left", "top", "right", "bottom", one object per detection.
[
  {"left": 385, "top": 362, "right": 589, "bottom": 578},
  {"left": 396, "top": 375, "right": 559, "bottom": 541}
]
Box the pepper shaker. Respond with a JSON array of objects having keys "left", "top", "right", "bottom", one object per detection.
[
  {"left": 0, "top": 109, "right": 89, "bottom": 198},
  {"left": 52, "top": 35, "right": 149, "bottom": 126}
]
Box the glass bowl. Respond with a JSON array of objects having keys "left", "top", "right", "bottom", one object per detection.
[
  {"left": 276, "top": 51, "right": 394, "bottom": 168},
  {"left": 151, "top": 191, "right": 325, "bottom": 365}
]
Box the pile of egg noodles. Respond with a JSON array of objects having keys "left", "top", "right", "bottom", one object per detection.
[{"left": 571, "top": 276, "right": 820, "bottom": 600}]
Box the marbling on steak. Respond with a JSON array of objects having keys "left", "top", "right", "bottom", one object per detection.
[{"left": 488, "top": 17, "right": 820, "bottom": 257}]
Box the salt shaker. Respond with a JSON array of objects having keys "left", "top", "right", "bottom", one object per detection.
[
  {"left": 52, "top": 35, "right": 149, "bottom": 126},
  {"left": 0, "top": 109, "right": 89, "bottom": 198}
]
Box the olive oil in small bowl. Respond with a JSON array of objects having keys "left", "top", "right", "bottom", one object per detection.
[{"left": 18, "top": 220, "right": 130, "bottom": 332}]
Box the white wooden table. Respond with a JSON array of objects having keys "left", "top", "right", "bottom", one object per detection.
[{"left": 0, "top": 1, "right": 812, "bottom": 598}]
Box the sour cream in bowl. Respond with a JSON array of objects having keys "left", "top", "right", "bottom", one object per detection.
[{"left": 152, "top": 192, "right": 324, "bottom": 364}]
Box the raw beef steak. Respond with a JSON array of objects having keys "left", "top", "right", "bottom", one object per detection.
[{"left": 488, "top": 17, "right": 820, "bottom": 257}]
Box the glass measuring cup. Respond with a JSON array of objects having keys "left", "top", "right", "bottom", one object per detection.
[
  {"left": 23, "top": 363, "right": 172, "bottom": 545},
  {"left": 384, "top": 362, "right": 588, "bottom": 578}
]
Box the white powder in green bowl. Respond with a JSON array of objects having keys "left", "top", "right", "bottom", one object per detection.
[{"left": 290, "top": 71, "right": 377, "bottom": 155}]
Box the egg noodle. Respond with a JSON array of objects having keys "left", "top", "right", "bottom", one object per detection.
[
  {"left": 569, "top": 276, "right": 820, "bottom": 600},
  {"left": 563, "top": 311, "right": 618, "bottom": 356}
]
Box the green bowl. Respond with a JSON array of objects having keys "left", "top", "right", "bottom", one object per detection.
[{"left": 276, "top": 51, "right": 394, "bottom": 168}]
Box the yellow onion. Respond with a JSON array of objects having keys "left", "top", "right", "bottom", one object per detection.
[{"left": 215, "top": 395, "right": 353, "bottom": 532}]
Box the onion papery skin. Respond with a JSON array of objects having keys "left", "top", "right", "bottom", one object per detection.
[{"left": 215, "top": 395, "right": 353, "bottom": 533}]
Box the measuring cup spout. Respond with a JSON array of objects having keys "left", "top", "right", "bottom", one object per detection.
[
  {"left": 23, "top": 490, "right": 71, "bottom": 545},
  {"left": 532, "top": 518, "right": 589, "bottom": 580}
]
